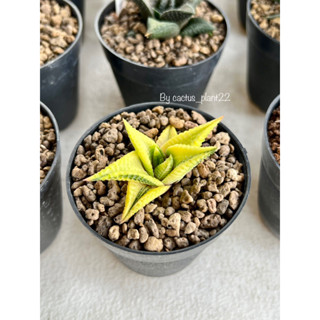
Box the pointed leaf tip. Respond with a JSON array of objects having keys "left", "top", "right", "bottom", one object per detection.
[
  {"left": 85, "top": 151, "right": 163, "bottom": 186},
  {"left": 156, "top": 125, "right": 177, "bottom": 147},
  {"left": 121, "top": 181, "right": 148, "bottom": 222},
  {"left": 161, "top": 116, "right": 223, "bottom": 153},
  {"left": 154, "top": 154, "right": 174, "bottom": 180},
  {"left": 162, "top": 148, "right": 217, "bottom": 185},
  {"left": 123, "top": 119, "right": 158, "bottom": 177},
  {"left": 121, "top": 185, "right": 170, "bottom": 222},
  {"left": 167, "top": 145, "right": 217, "bottom": 166}
]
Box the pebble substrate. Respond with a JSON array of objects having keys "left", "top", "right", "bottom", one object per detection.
[
  {"left": 70, "top": 107, "right": 245, "bottom": 252},
  {"left": 40, "top": 0, "right": 79, "bottom": 66},
  {"left": 100, "top": 1, "right": 226, "bottom": 68},
  {"left": 251, "top": 0, "right": 280, "bottom": 41},
  {"left": 40, "top": 112, "right": 57, "bottom": 184},
  {"left": 267, "top": 106, "right": 280, "bottom": 165}
]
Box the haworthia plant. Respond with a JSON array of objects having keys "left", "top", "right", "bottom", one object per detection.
[
  {"left": 86, "top": 114, "right": 223, "bottom": 222},
  {"left": 128, "top": 0, "right": 216, "bottom": 39}
]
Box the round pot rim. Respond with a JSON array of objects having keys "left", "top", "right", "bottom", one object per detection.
[
  {"left": 94, "top": 0, "right": 230, "bottom": 71},
  {"left": 264, "top": 95, "right": 280, "bottom": 170},
  {"left": 40, "top": 102, "right": 61, "bottom": 191},
  {"left": 66, "top": 102, "right": 251, "bottom": 256},
  {"left": 247, "top": 0, "right": 280, "bottom": 45},
  {"left": 40, "top": 0, "right": 83, "bottom": 70}
]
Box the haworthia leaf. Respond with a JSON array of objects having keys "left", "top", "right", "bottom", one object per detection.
[
  {"left": 122, "top": 181, "right": 147, "bottom": 219},
  {"left": 181, "top": 17, "right": 215, "bottom": 37},
  {"left": 152, "top": 145, "right": 165, "bottom": 168},
  {"left": 123, "top": 119, "right": 157, "bottom": 176},
  {"left": 161, "top": 116, "right": 223, "bottom": 153},
  {"left": 86, "top": 151, "right": 163, "bottom": 186},
  {"left": 167, "top": 0, "right": 176, "bottom": 9},
  {"left": 167, "top": 145, "right": 217, "bottom": 166},
  {"left": 155, "top": 154, "right": 174, "bottom": 180},
  {"left": 157, "top": 0, "right": 169, "bottom": 12},
  {"left": 146, "top": 18, "right": 180, "bottom": 39},
  {"left": 121, "top": 185, "right": 171, "bottom": 222},
  {"left": 162, "top": 149, "right": 216, "bottom": 184},
  {"left": 175, "top": 0, "right": 185, "bottom": 7},
  {"left": 153, "top": 8, "right": 162, "bottom": 19},
  {"left": 184, "top": 0, "right": 203, "bottom": 11},
  {"left": 156, "top": 125, "right": 177, "bottom": 147},
  {"left": 95, "top": 172, "right": 163, "bottom": 186},
  {"left": 160, "top": 5, "right": 194, "bottom": 25},
  {"left": 266, "top": 13, "right": 280, "bottom": 20},
  {"left": 131, "top": 0, "right": 154, "bottom": 20}
]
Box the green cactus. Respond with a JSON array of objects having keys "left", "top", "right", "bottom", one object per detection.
[
  {"left": 129, "top": 0, "right": 215, "bottom": 39},
  {"left": 86, "top": 115, "right": 223, "bottom": 223}
]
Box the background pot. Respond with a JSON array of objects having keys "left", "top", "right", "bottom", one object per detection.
[
  {"left": 40, "top": 0, "right": 83, "bottom": 130},
  {"left": 246, "top": 0, "right": 280, "bottom": 112},
  {"left": 238, "top": 0, "right": 247, "bottom": 30},
  {"left": 66, "top": 102, "right": 251, "bottom": 277},
  {"left": 41, "top": 102, "right": 63, "bottom": 253},
  {"left": 95, "top": 1, "right": 229, "bottom": 108},
  {"left": 258, "top": 95, "right": 280, "bottom": 237},
  {"left": 71, "top": 0, "right": 85, "bottom": 17}
]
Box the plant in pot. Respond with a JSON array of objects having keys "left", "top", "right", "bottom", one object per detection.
[
  {"left": 40, "top": 102, "right": 63, "bottom": 253},
  {"left": 95, "top": 0, "right": 229, "bottom": 107},
  {"left": 246, "top": 0, "right": 280, "bottom": 111},
  {"left": 66, "top": 103, "right": 251, "bottom": 276},
  {"left": 258, "top": 95, "right": 280, "bottom": 237},
  {"left": 40, "top": 0, "right": 83, "bottom": 129}
]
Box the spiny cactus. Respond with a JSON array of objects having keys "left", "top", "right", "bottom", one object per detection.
[
  {"left": 130, "top": 0, "right": 215, "bottom": 39},
  {"left": 85, "top": 115, "right": 223, "bottom": 223}
]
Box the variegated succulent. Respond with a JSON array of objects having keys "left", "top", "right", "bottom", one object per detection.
[
  {"left": 85, "top": 115, "right": 223, "bottom": 223},
  {"left": 130, "top": 0, "right": 215, "bottom": 39}
]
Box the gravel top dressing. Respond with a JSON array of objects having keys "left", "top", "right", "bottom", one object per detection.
[
  {"left": 40, "top": 0, "right": 79, "bottom": 66},
  {"left": 267, "top": 106, "right": 280, "bottom": 165},
  {"left": 251, "top": 0, "right": 280, "bottom": 41},
  {"left": 70, "top": 106, "right": 245, "bottom": 252},
  {"left": 40, "top": 112, "right": 57, "bottom": 184},
  {"left": 100, "top": 1, "right": 227, "bottom": 68}
]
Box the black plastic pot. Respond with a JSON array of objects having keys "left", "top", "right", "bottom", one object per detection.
[
  {"left": 95, "top": 1, "right": 229, "bottom": 108},
  {"left": 66, "top": 102, "right": 251, "bottom": 277},
  {"left": 246, "top": 0, "right": 280, "bottom": 112},
  {"left": 258, "top": 95, "right": 280, "bottom": 237},
  {"left": 40, "top": 102, "right": 63, "bottom": 253},
  {"left": 71, "top": 0, "right": 84, "bottom": 17},
  {"left": 238, "top": 0, "right": 247, "bottom": 30},
  {"left": 40, "top": 0, "right": 83, "bottom": 130}
]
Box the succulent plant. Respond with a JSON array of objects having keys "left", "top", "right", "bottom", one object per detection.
[
  {"left": 85, "top": 114, "right": 223, "bottom": 223},
  {"left": 129, "top": 0, "right": 215, "bottom": 39}
]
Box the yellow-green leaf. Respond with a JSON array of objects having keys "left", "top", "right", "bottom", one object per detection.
[
  {"left": 122, "top": 185, "right": 171, "bottom": 222},
  {"left": 156, "top": 125, "right": 177, "bottom": 147},
  {"left": 122, "top": 181, "right": 147, "bottom": 220},
  {"left": 123, "top": 119, "right": 158, "bottom": 176},
  {"left": 152, "top": 145, "right": 165, "bottom": 168},
  {"left": 162, "top": 149, "right": 216, "bottom": 185},
  {"left": 161, "top": 116, "right": 223, "bottom": 153},
  {"left": 155, "top": 154, "right": 174, "bottom": 180},
  {"left": 86, "top": 151, "right": 163, "bottom": 186},
  {"left": 167, "top": 145, "right": 217, "bottom": 166}
]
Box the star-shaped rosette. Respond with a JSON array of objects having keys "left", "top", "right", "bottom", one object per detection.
[{"left": 86, "top": 115, "right": 223, "bottom": 222}]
